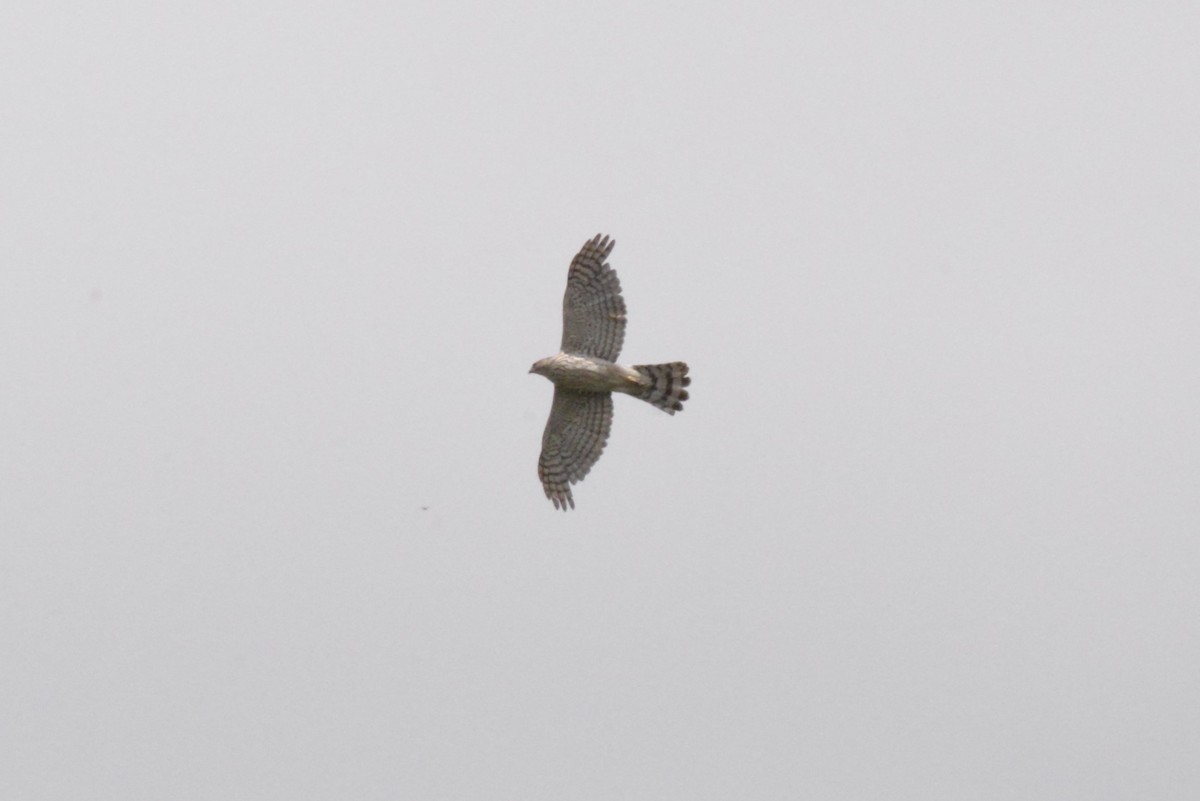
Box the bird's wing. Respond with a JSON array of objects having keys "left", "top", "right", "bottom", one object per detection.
[
  {"left": 537, "top": 388, "right": 613, "bottom": 510},
  {"left": 560, "top": 234, "right": 626, "bottom": 362}
]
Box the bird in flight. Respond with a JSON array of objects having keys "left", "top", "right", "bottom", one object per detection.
[{"left": 530, "top": 234, "right": 690, "bottom": 510}]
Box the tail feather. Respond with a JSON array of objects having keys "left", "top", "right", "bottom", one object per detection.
[{"left": 632, "top": 362, "right": 690, "bottom": 414}]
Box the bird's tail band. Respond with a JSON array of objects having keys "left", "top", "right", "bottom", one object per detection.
[{"left": 632, "top": 362, "right": 690, "bottom": 414}]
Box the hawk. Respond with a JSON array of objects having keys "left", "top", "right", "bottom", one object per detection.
[{"left": 530, "top": 234, "right": 690, "bottom": 510}]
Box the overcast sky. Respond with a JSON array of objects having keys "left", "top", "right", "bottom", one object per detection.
[{"left": 3, "top": 2, "right": 1199, "bottom": 799}]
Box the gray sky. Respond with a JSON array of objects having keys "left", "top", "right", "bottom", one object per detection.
[{"left": 3, "top": 2, "right": 1198, "bottom": 799}]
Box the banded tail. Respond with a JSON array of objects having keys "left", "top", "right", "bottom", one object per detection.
[{"left": 632, "top": 362, "right": 690, "bottom": 414}]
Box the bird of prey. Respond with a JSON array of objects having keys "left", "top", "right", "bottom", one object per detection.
[{"left": 530, "top": 234, "right": 690, "bottom": 510}]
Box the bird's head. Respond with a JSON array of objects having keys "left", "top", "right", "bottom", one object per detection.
[{"left": 529, "top": 357, "right": 552, "bottom": 378}]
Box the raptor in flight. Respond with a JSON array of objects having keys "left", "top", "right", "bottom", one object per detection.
[{"left": 530, "top": 234, "right": 690, "bottom": 510}]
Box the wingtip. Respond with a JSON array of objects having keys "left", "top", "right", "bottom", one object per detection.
[
  {"left": 587, "top": 233, "right": 615, "bottom": 255},
  {"left": 547, "top": 488, "right": 575, "bottom": 511}
]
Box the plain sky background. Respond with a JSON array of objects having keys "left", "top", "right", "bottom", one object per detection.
[{"left": 3, "top": 2, "right": 1198, "bottom": 799}]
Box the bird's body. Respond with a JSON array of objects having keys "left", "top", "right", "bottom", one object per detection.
[
  {"left": 530, "top": 353, "right": 641, "bottom": 394},
  {"left": 530, "top": 234, "right": 690, "bottom": 510}
]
